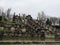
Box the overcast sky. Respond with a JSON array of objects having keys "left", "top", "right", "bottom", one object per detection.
[{"left": 0, "top": 0, "right": 60, "bottom": 18}]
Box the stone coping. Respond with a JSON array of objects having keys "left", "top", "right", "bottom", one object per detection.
[{"left": 0, "top": 40, "right": 60, "bottom": 44}]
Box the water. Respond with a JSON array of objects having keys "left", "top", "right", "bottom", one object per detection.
[{"left": 0, "top": 43, "right": 60, "bottom": 45}]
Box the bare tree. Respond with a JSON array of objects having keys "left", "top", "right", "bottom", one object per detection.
[
  {"left": 7, "top": 8, "right": 11, "bottom": 20},
  {"left": 38, "top": 12, "right": 41, "bottom": 21},
  {"left": 38, "top": 11, "right": 47, "bottom": 23},
  {"left": 13, "top": 12, "right": 15, "bottom": 22}
]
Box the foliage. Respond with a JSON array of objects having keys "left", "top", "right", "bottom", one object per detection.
[
  {"left": 0, "top": 16, "right": 2, "bottom": 21},
  {"left": 46, "top": 18, "right": 52, "bottom": 25}
]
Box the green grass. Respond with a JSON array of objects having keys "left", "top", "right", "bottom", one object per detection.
[
  {"left": 2, "top": 21, "right": 13, "bottom": 25},
  {"left": 2, "top": 37, "right": 41, "bottom": 41},
  {"left": 0, "top": 28, "right": 11, "bottom": 33}
]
